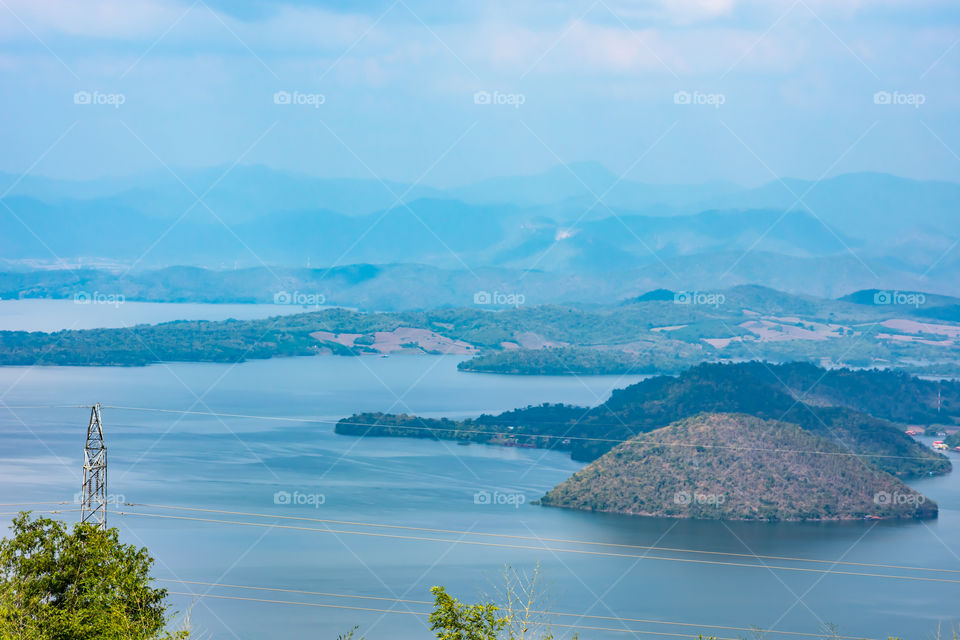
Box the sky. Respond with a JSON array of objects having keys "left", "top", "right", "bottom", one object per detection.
[{"left": 1, "top": 0, "right": 959, "bottom": 187}]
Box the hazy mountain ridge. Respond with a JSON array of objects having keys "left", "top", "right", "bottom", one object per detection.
[
  {"left": 4, "top": 256, "right": 960, "bottom": 309},
  {"left": 2, "top": 166, "right": 958, "bottom": 297}
]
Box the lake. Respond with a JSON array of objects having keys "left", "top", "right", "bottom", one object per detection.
[
  {"left": 0, "top": 317, "right": 958, "bottom": 638},
  {"left": 0, "top": 299, "right": 317, "bottom": 332}
]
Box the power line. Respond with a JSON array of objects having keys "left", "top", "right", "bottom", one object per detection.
[
  {"left": 8, "top": 403, "right": 939, "bottom": 463},
  {"left": 9, "top": 500, "right": 960, "bottom": 577},
  {"left": 128, "top": 503, "right": 960, "bottom": 576},
  {"left": 162, "top": 591, "right": 769, "bottom": 640},
  {"left": 0, "top": 405, "right": 94, "bottom": 410},
  {"left": 0, "top": 509, "right": 82, "bottom": 517},
  {"left": 111, "top": 509, "right": 960, "bottom": 584},
  {"left": 0, "top": 500, "right": 930, "bottom": 637},
  {"left": 159, "top": 578, "right": 876, "bottom": 640}
]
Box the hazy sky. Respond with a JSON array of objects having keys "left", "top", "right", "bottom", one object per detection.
[{"left": 1, "top": 0, "right": 959, "bottom": 187}]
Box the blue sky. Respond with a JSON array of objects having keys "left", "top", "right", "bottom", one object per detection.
[{"left": 1, "top": 0, "right": 959, "bottom": 187}]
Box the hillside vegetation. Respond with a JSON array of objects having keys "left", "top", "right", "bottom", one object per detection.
[
  {"left": 337, "top": 362, "right": 954, "bottom": 479},
  {"left": 539, "top": 413, "right": 937, "bottom": 521},
  {"left": 3, "top": 286, "right": 960, "bottom": 377}
]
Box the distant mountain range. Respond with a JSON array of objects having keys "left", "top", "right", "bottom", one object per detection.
[
  {"left": 2, "top": 164, "right": 959, "bottom": 297},
  {"left": 5, "top": 264, "right": 960, "bottom": 310}
]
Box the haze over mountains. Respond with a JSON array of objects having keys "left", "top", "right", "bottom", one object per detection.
[{"left": 2, "top": 164, "right": 959, "bottom": 298}]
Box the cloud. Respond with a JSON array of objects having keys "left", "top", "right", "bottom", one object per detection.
[
  {"left": 0, "top": 0, "right": 957, "bottom": 186},
  {"left": 0, "top": 0, "right": 373, "bottom": 52},
  {"left": 465, "top": 17, "right": 804, "bottom": 77},
  {"left": 657, "top": 0, "right": 737, "bottom": 23},
  {"left": 0, "top": 0, "right": 182, "bottom": 39}
]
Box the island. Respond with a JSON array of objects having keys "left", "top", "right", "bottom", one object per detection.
[
  {"left": 335, "top": 362, "right": 955, "bottom": 521},
  {"left": 539, "top": 413, "right": 937, "bottom": 521},
  {"left": 337, "top": 362, "right": 954, "bottom": 478},
  {"left": 2, "top": 286, "right": 960, "bottom": 378}
]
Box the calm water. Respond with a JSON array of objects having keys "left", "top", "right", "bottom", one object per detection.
[
  {"left": 0, "top": 299, "right": 315, "bottom": 331},
  {"left": 0, "top": 327, "right": 958, "bottom": 638}
]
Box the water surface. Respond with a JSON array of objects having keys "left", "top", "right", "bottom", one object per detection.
[
  {"left": 0, "top": 338, "right": 957, "bottom": 640},
  {"left": 0, "top": 299, "right": 313, "bottom": 332}
]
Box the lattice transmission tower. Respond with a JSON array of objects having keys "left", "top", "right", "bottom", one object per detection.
[{"left": 80, "top": 403, "right": 107, "bottom": 530}]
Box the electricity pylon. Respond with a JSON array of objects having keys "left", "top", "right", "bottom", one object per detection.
[{"left": 80, "top": 403, "right": 107, "bottom": 530}]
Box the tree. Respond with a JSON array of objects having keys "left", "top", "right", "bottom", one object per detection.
[
  {"left": 0, "top": 513, "right": 186, "bottom": 640},
  {"left": 485, "top": 563, "right": 556, "bottom": 640},
  {"left": 428, "top": 586, "right": 506, "bottom": 640}
]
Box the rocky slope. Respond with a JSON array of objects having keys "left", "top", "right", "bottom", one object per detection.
[{"left": 539, "top": 413, "right": 937, "bottom": 521}]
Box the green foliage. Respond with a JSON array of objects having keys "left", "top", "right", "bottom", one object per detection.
[
  {"left": 3, "top": 299, "right": 960, "bottom": 381},
  {"left": 458, "top": 346, "right": 695, "bottom": 376},
  {"left": 339, "top": 362, "right": 952, "bottom": 478},
  {"left": 428, "top": 586, "right": 506, "bottom": 640},
  {"left": 0, "top": 513, "right": 184, "bottom": 640}
]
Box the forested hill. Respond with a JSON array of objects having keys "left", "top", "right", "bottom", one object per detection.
[
  {"left": 336, "top": 362, "right": 954, "bottom": 479},
  {"left": 539, "top": 413, "right": 938, "bottom": 521},
  {"left": 2, "top": 290, "right": 960, "bottom": 378}
]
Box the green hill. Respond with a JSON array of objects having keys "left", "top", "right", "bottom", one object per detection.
[
  {"left": 564, "top": 362, "right": 955, "bottom": 477},
  {"left": 539, "top": 413, "right": 937, "bottom": 521},
  {"left": 340, "top": 362, "right": 952, "bottom": 479}
]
